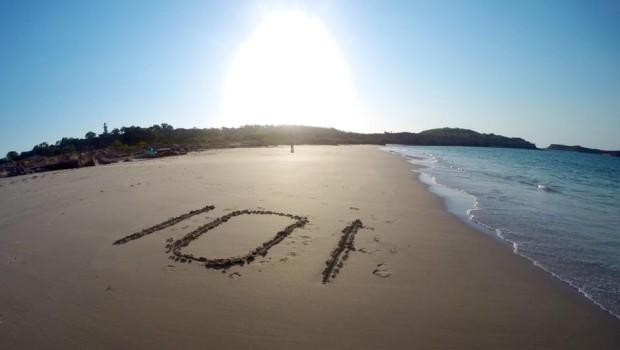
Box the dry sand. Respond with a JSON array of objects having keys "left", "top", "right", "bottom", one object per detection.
[{"left": 0, "top": 145, "right": 618, "bottom": 349}]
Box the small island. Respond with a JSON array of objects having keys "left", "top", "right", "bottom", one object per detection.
[{"left": 547, "top": 144, "right": 620, "bottom": 157}]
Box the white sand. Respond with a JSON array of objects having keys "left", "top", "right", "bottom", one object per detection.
[{"left": 0, "top": 145, "right": 618, "bottom": 349}]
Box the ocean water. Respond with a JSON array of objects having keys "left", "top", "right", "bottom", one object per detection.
[{"left": 384, "top": 145, "right": 620, "bottom": 319}]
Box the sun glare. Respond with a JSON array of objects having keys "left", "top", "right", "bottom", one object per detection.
[{"left": 218, "top": 11, "right": 363, "bottom": 129}]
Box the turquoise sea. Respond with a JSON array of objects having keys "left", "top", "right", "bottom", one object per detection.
[{"left": 384, "top": 146, "right": 620, "bottom": 319}]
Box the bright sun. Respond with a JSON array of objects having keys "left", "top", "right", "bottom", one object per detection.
[{"left": 218, "top": 11, "right": 363, "bottom": 129}]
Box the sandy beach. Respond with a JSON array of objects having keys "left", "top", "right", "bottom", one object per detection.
[{"left": 1, "top": 145, "right": 618, "bottom": 349}]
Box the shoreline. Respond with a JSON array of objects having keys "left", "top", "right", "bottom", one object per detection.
[
  {"left": 386, "top": 146, "right": 620, "bottom": 322},
  {"left": 388, "top": 146, "right": 620, "bottom": 347},
  {"left": 1, "top": 145, "right": 619, "bottom": 349}
]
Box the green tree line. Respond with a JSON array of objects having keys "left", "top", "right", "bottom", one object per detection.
[{"left": 1, "top": 124, "right": 537, "bottom": 164}]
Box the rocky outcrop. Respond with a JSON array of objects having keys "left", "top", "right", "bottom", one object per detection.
[{"left": 4, "top": 153, "right": 96, "bottom": 176}]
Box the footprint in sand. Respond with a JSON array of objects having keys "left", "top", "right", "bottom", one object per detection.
[
  {"left": 373, "top": 269, "right": 391, "bottom": 278},
  {"left": 229, "top": 272, "right": 242, "bottom": 279},
  {"left": 373, "top": 263, "right": 391, "bottom": 278},
  {"left": 166, "top": 265, "right": 176, "bottom": 272}
]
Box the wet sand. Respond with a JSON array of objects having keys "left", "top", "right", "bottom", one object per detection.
[{"left": 0, "top": 145, "right": 618, "bottom": 349}]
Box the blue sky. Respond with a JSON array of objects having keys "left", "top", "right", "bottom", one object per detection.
[{"left": 1, "top": 0, "right": 619, "bottom": 156}]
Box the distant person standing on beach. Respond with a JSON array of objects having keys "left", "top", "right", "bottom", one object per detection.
[{"left": 290, "top": 144, "right": 295, "bottom": 153}]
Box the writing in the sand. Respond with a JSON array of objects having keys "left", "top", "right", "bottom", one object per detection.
[{"left": 113, "top": 205, "right": 364, "bottom": 283}]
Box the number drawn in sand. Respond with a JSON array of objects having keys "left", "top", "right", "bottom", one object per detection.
[
  {"left": 114, "top": 205, "right": 367, "bottom": 283},
  {"left": 112, "top": 205, "right": 215, "bottom": 245},
  {"left": 113, "top": 206, "right": 308, "bottom": 270},
  {"left": 322, "top": 219, "right": 364, "bottom": 284}
]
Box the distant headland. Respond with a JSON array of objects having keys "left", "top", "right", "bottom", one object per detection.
[
  {"left": 2, "top": 123, "right": 608, "bottom": 177},
  {"left": 546, "top": 144, "right": 620, "bottom": 157}
]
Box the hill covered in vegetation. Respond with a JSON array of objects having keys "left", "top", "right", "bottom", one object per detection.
[
  {"left": 1, "top": 124, "right": 537, "bottom": 165},
  {"left": 382, "top": 128, "right": 537, "bottom": 148}
]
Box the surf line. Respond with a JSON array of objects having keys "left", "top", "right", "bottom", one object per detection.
[{"left": 322, "top": 219, "right": 364, "bottom": 284}]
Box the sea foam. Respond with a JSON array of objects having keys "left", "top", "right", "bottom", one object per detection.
[{"left": 384, "top": 145, "right": 620, "bottom": 320}]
